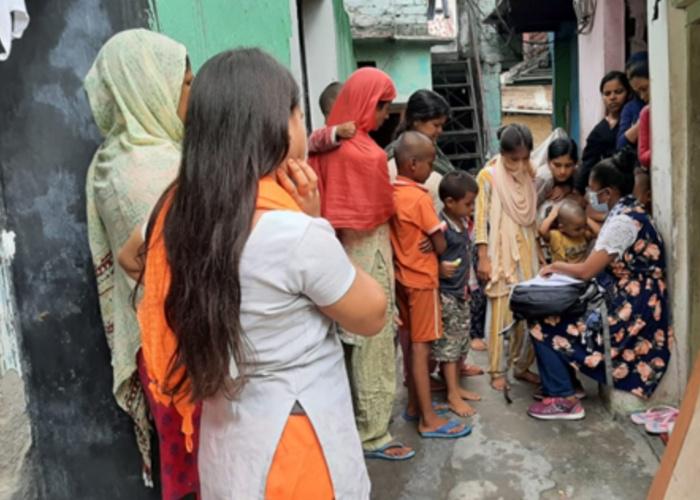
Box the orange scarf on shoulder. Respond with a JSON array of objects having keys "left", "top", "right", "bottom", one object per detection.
[{"left": 138, "top": 175, "right": 301, "bottom": 452}]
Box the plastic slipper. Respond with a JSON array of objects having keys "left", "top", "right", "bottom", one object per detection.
[
  {"left": 420, "top": 420, "right": 472, "bottom": 439},
  {"left": 364, "top": 442, "right": 416, "bottom": 461},
  {"left": 630, "top": 405, "right": 678, "bottom": 425},
  {"left": 402, "top": 402, "right": 450, "bottom": 422},
  {"left": 645, "top": 410, "right": 679, "bottom": 434}
]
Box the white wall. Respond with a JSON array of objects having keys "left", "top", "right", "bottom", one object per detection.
[
  {"left": 647, "top": 0, "right": 689, "bottom": 403},
  {"left": 289, "top": 0, "right": 305, "bottom": 99},
  {"left": 577, "top": 1, "right": 625, "bottom": 147},
  {"left": 302, "top": 0, "right": 342, "bottom": 129},
  {"left": 288, "top": 0, "right": 342, "bottom": 130}
]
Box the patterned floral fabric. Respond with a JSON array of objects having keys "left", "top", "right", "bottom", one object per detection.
[
  {"left": 84, "top": 29, "right": 187, "bottom": 482},
  {"left": 529, "top": 196, "right": 671, "bottom": 398}
]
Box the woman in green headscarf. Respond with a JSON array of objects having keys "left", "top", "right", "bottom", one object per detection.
[{"left": 84, "top": 29, "right": 193, "bottom": 494}]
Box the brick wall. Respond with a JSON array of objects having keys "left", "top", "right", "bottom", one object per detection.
[{"left": 345, "top": 0, "right": 433, "bottom": 38}]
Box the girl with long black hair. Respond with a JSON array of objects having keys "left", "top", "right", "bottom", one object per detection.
[
  {"left": 386, "top": 89, "right": 455, "bottom": 211},
  {"left": 123, "top": 48, "right": 386, "bottom": 499}
]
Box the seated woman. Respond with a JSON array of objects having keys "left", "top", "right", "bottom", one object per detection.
[{"left": 528, "top": 159, "right": 670, "bottom": 420}]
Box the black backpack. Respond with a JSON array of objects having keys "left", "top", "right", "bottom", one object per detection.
[{"left": 509, "top": 279, "right": 591, "bottom": 320}]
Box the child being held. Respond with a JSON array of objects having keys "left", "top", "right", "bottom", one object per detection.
[
  {"left": 431, "top": 171, "right": 481, "bottom": 417},
  {"left": 539, "top": 198, "right": 591, "bottom": 263},
  {"left": 308, "top": 82, "right": 357, "bottom": 154},
  {"left": 390, "top": 131, "right": 470, "bottom": 439}
]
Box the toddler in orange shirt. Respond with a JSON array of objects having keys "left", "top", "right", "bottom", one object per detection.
[{"left": 390, "top": 131, "right": 471, "bottom": 440}]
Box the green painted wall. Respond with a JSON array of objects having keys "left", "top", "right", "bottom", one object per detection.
[
  {"left": 354, "top": 41, "right": 433, "bottom": 102},
  {"left": 149, "top": 0, "right": 292, "bottom": 70},
  {"left": 552, "top": 24, "right": 580, "bottom": 140},
  {"left": 334, "top": 0, "right": 357, "bottom": 80}
]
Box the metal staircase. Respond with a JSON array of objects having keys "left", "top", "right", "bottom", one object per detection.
[{"left": 432, "top": 58, "right": 485, "bottom": 173}]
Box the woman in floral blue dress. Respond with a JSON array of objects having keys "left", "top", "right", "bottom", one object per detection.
[{"left": 527, "top": 161, "right": 671, "bottom": 420}]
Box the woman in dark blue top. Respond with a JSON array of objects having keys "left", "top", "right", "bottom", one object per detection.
[
  {"left": 616, "top": 57, "right": 650, "bottom": 150},
  {"left": 576, "top": 71, "right": 631, "bottom": 193}
]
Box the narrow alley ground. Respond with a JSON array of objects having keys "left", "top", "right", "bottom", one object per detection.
[{"left": 367, "top": 350, "right": 661, "bottom": 500}]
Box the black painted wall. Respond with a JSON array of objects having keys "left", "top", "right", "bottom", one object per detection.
[{"left": 0, "top": 1, "right": 159, "bottom": 498}]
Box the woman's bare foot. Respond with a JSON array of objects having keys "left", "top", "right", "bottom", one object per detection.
[
  {"left": 418, "top": 414, "right": 464, "bottom": 435},
  {"left": 448, "top": 394, "right": 476, "bottom": 417},
  {"left": 471, "top": 338, "right": 487, "bottom": 351},
  {"left": 490, "top": 376, "right": 510, "bottom": 391},
  {"left": 458, "top": 388, "right": 481, "bottom": 401},
  {"left": 382, "top": 444, "right": 414, "bottom": 459},
  {"left": 515, "top": 370, "right": 541, "bottom": 386}
]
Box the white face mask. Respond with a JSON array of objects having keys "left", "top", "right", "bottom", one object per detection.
[{"left": 586, "top": 188, "right": 609, "bottom": 214}]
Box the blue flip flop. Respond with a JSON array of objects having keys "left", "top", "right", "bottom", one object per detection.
[
  {"left": 364, "top": 442, "right": 416, "bottom": 461},
  {"left": 402, "top": 402, "right": 450, "bottom": 422},
  {"left": 420, "top": 420, "right": 472, "bottom": 439}
]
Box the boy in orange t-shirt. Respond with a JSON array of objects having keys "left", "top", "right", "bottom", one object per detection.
[{"left": 390, "top": 132, "right": 471, "bottom": 440}]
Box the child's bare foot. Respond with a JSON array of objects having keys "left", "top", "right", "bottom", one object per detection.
[
  {"left": 515, "top": 370, "right": 541, "bottom": 385},
  {"left": 448, "top": 394, "right": 476, "bottom": 417},
  {"left": 460, "top": 364, "right": 484, "bottom": 377},
  {"left": 490, "top": 376, "right": 510, "bottom": 391},
  {"left": 471, "top": 338, "right": 487, "bottom": 351},
  {"left": 418, "top": 414, "right": 464, "bottom": 435},
  {"left": 403, "top": 402, "right": 449, "bottom": 421},
  {"left": 458, "top": 388, "right": 481, "bottom": 401},
  {"left": 405, "top": 401, "right": 418, "bottom": 417}
]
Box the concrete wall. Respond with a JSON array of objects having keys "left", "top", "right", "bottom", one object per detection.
[
  {"left": 686, "top": 21, "right": 700, "bottom": 365},
  {"left": 354, "top": 41, "right": 433, "bottom": 103},
  {"left": 345, "top": 0, "right": 433, "bottom": 38},
  {"left": 646, "top": 0, "right": 692, "bottom": 403},
  {"left": 577, "top": 1, "right": 625, "bottom": 146},
  {"left": 151, "top": 0, "right": 355, "bottom": 130},
  {"left": 302, "top": 0, "right": 353, "bottom": 128},
  {"left": 0, "top": 200, "right": 33, "bottom": 500},
  {"left": 0, "top": 1, "right": 161, "bottom": 498},
  {"left": 334, "top": 0, "right": 358, "bottom": 81},
  {"left": 469, "top": 0, "right": 517, "bottom": 156},
  {"left": 151, "top": 0, "right": 293, "bottom": 70},
  {"left": 502, "top": 113, "right": 553, "bottom": 149}
]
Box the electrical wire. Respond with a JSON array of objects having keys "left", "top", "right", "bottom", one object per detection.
[{"left": 573, "top": 0, "right": 597, "bottom": 35}]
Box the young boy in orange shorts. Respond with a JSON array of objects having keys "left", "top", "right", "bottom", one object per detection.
[{"left": 390, "top": 131, "right": 471, "bottom": 439}]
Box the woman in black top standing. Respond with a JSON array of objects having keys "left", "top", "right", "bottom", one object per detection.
[{"left": 576, "top": 71, "right": 631, "bottom": 193}]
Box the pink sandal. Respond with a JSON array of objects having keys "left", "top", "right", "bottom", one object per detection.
[
  {"left": 630, "top": 405, "right": 678, "bottom": 430},
  {"left": 644, "top": 409, "right": 679, "bottom": 434}
]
